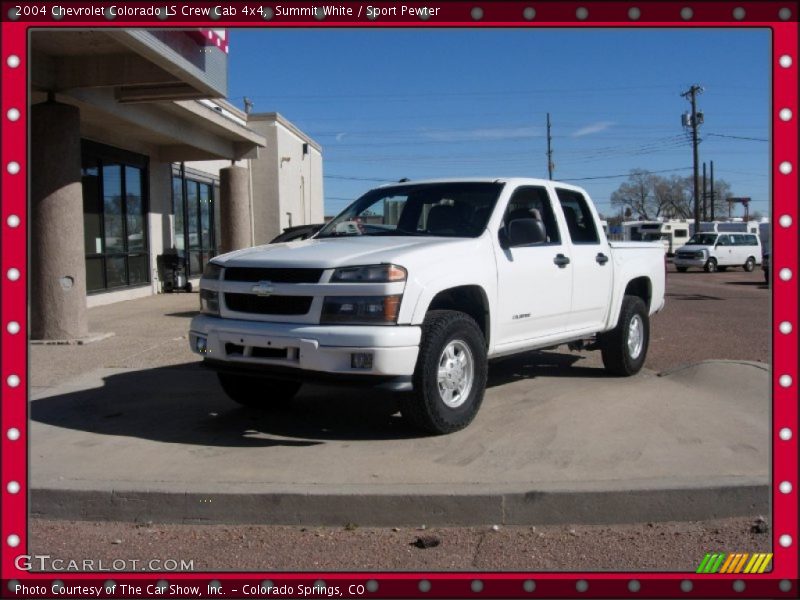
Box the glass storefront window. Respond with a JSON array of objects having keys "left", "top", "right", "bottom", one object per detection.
[
  {"left": 172, "top": 170, "right": 217, "bottom": 277},
  {"left": 81, "top": 141, "right": 150, "bottom": 293}
]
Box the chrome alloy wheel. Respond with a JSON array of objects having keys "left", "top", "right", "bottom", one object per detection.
[
  {"left": 437, "top": 339, "right": 474, "bottom": 408},
  {"left": 627, "top": 314, "right": 645, "bottom": 360}
]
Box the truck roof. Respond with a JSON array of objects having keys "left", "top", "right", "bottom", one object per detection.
[{"left": 375, "top": 177, "right": 587, "bottom": 192}]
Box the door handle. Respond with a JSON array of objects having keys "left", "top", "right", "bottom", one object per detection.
[
  {"left": 596, "top": 252, "right": 609, "bottom": 265},
  {"left": 553, "top": 254, "right": 571, "bottom": 268}
]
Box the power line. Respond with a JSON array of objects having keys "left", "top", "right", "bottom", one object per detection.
[
  {"left": 561, "top": 167, "right": 693, "bottom": 181},
  {"left": 706, "top": 133, "right": 768, "bottom": 142},
  {"left": 324, "top": 174, "right": 395, "bottom": 182}
]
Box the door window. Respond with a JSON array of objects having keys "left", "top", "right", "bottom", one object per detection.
[
  {"left": 502, "top": 186, "right": 560, "bottom": 244},
  {"left": 554, "top": 189, "right": 600, "bottom": 244}
]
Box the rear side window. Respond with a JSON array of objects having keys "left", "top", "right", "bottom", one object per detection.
[
  {"left": 555, "top": 188, "right": 600, "bottom": 244},
  {"left": 675, "top": 229, "right": 689, "bottom": 238},
  {"left": 503, "top": 186, "right": 561, "bottom": 244}
]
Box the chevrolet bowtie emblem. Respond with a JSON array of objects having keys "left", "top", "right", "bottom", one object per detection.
[{"left": 252, "top": 281, "right": 275, "bottom": 296}]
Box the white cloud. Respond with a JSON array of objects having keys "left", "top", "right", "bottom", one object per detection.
[
  {"left": 422, "top": 126, "right": 540, "bottom": 142},
  {"left": 335, "top": 132, "right": 346, "bottom": 142},
  {"left": 571, "top": 121, "right": 615, "bottom": 137}
]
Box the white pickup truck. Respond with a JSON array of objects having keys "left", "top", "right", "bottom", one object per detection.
[{"left": 190, "top": 178, "right": 665, "bottom": 434}]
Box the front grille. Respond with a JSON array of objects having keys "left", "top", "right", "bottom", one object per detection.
[
  {"left": 224, "top": 293, "right": 313, "bottom": 315},
  {"left": 224, "top": 267, "right": 323, "bottom": 283}
]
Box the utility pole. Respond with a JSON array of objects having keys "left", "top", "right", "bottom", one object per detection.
[
  {"left": 681, "top": 85, "right": 704, "bottom": 231},
  {"left": 546, "top": 112, "right": 554, "bottom": 180},
  {"left": 709, "top": 160, "right": 715, "bottom": 221},
  {"left": 702, "top": 162, "right": 707, "bottom": 221}
]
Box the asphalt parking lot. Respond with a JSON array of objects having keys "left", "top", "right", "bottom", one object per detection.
[{"left": 28, "top": 265, "right": 772, "bottom": 571}]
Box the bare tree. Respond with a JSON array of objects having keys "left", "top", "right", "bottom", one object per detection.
[{"left": 611, "top": 169, "right": 736, "bottom": 221}]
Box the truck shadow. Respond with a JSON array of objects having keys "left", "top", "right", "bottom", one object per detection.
[
  {"left": 487, "top": 351, "right": 598, "bottom": 388},
  {"left": 30, "top": 363, "right": 410, "bottom": 444},
  {"left": 31, "top": 352, "right": 609, "bottom": 444}
]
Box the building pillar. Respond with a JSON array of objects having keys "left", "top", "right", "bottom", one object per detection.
[
  {"left": 219, "top": 165, "right": 252, "bottom": 253},
  {"left": 30, "top": 101, "right": 88, "bottom": 340}
]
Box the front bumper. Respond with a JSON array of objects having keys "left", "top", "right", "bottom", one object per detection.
[
  {"left": 674, "top": 257, "right": 706, "bottom": 268},
  {"left": 189, "top": 315, "right": 421, "bottom": 379}
]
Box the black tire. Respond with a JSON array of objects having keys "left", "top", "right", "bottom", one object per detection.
[
  {"left": 743, "top": 257, "right": 756, "bottom": 272},
  {"left": 402, "top": 310, "right": 488, "bottom": 435},
  {"left": 676, "top": 266, "right": 688, "bottom": 273},
  {"left": 764, "top": 268, "right": 769, "bottom": 284},
  {"left": 184, "top": 281, "right": 193, "bottom": 292},
  {"left": 704, "top": 258, "right": 718, "bottom": 273},
  {"left": 216, "top": 372, "right": 301, "bottom": 408},
  {"left": 600, "top": 295, "right": 649, "bottom": 377}
]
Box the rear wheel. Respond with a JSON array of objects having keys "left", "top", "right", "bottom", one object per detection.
[
  {"left": 600, "top": 295, "right": 649, "bottom": 376},
  {"left": 217, "top": 373, "right": 301, "bottom": 408},
  {"left": 676, "top": 266, "right": 688, "bottom": 273},
  {"left": 402, "top": 310, "right": 488, "bottom": 435},
  {"left": 704, "top": 258, "right": 718, "bottom": 273},
  {"left": 743, "top": 257, "right": 756, "bottom": 272},
  {"left": 764, "top": 268, "right": 769, "bottom": 284}
]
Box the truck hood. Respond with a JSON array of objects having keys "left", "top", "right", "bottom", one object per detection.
[{"left": 213, "top": 236, "right": 481, "bottom": 270}]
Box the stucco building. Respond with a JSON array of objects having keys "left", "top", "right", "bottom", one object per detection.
[{"left": 29, "top": 29, "right": 323, "bottom": 340}]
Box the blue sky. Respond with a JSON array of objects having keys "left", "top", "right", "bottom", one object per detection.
[{"left": 227, "top": 28, "right": 770, "bottom": 218}]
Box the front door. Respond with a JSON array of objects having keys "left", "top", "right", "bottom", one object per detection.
[{"left": 494, "top": 185, "right": 573, "bottom": 346}]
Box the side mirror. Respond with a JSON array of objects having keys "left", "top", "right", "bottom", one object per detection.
[
  {"left": 498, "top": 227, "right": 510, "bottom": 249},
  {"left": 508, "top": 218, "right": 547, "bottom": 246}
]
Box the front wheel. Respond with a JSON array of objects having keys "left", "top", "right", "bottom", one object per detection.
[
  {"left": 743, "top": 257, "right": 756, "bottom": 272},
  {"left": 217, "top": 372, "right": 301, "bottom": 408},
  {"left": 600, "top": 295, "right": 649, "bottom": 376},
  {"left": 402, "top": 310, "right": 488, "bottom": 435},
  {"left": 704, "top": 258, "right": 718, "bottom": 273}
]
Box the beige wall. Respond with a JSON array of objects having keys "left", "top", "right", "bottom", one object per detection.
[{"left": 248, "top": 114, "right": 324, "bottom": 244}]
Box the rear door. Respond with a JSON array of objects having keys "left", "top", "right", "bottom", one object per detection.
[
  {"left": 493, "top": 185, "right": 572, "bottom": 345},
  {"left": 554, "top": 187, "right": 614, "bottom": 332}
]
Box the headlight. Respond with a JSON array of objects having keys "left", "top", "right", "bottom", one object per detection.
[
  {"left": 694, "top": 250, "right": 706, "bottom": 258},
  {"left": 200, "top": 289, "right": 220, "bottom": 316},
  {"left": 321, "top": 295, "right": 402, "bottom": 325},
  {"left": 331, "top": 264, "right": 407, "bottom": 283},
  {"left": 202, "top": 262, "right": 222, "bottom": 280}
]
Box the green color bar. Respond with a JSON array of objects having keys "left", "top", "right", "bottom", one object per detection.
[{"left": 697, "top": 553, "right": 713, "bottom": 573}]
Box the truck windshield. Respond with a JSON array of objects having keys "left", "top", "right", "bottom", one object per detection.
[
  {"left": 687, "top": 233, "right": 718, "bottom": 245},
  {"left": 317, "top": 182, "right": 504, "bottom": 238}
]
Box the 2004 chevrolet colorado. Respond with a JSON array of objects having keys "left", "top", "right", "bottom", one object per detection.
[{"left": 190, "top": 178, "right": 666, "bottom": 434}]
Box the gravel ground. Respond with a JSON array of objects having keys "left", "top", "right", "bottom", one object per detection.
[
  {"left": 28, "top": 265, "right": 772, "bottom": 572},
  {"left": 29, "top": 517, "right": 770, "bottom": 572}
]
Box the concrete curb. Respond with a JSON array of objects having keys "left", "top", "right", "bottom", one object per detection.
[{"left": 31, "top": 484, "right": 768, "bottom": 527}]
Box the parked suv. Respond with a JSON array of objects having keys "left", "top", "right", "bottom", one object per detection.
[{"left": 674, "top": 232, "right": 761, "bottom": 273}]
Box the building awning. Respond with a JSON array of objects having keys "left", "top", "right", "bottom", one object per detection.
[{"left": 31, "top": 30, "right": 265, "bottom": 161}]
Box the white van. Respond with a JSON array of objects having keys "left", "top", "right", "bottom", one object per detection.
[{"left": 674, "top": 232, "right": 762, "bottom": 273}]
